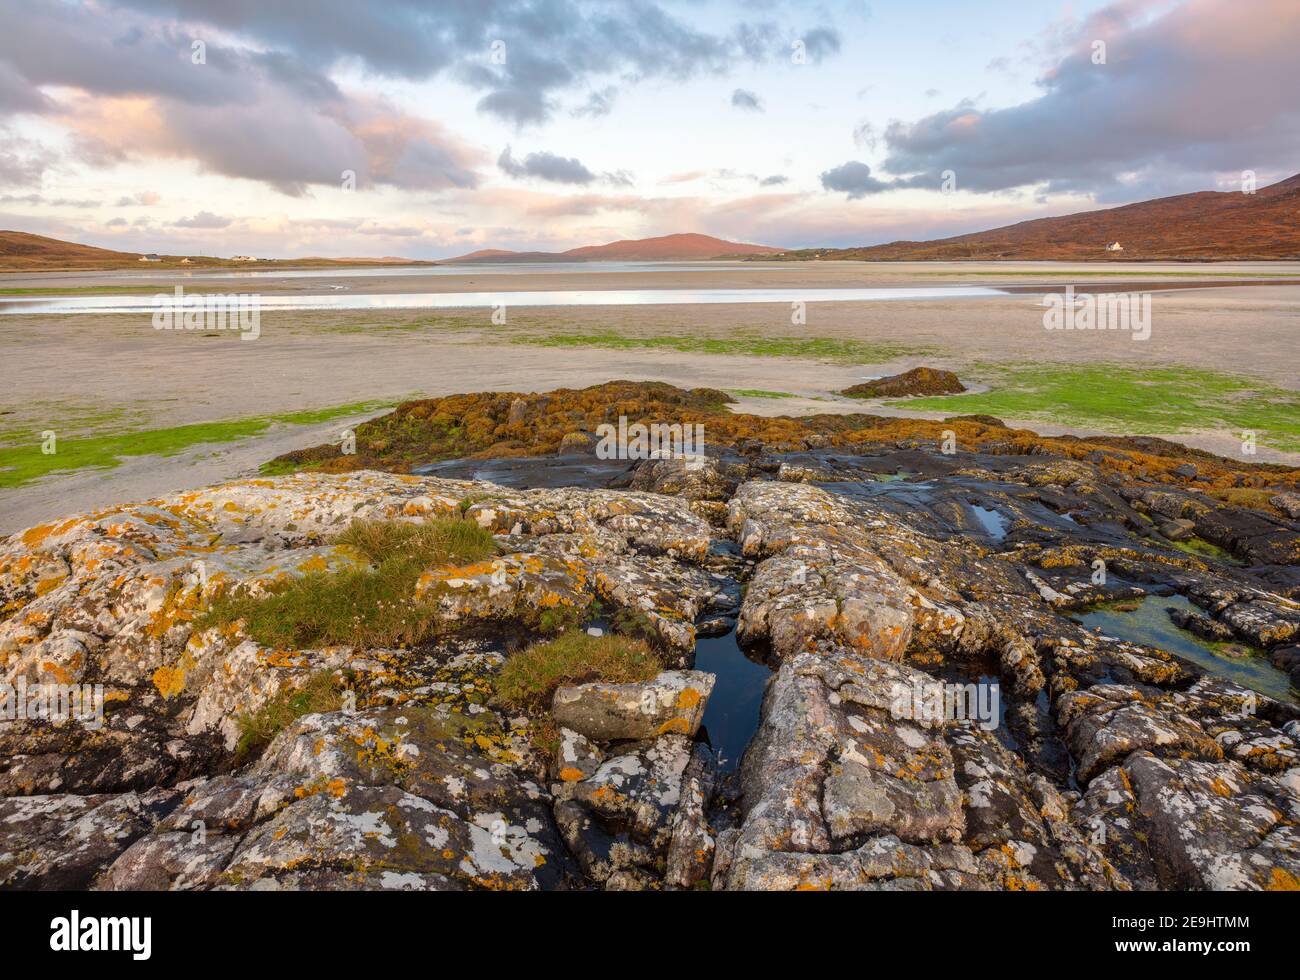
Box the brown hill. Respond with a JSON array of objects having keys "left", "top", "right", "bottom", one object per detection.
[
  {"left": 825, "top": 173, "right": 1300, "bottom": 261},
  {"left": 0, "top": 230, "right": 143, "bottom": 270},
  {"left": 0, "top": 230, "right": 435, "bottom": 272},
  {"left": 448, "top": 232, "right": 783, "bottom": 263}
]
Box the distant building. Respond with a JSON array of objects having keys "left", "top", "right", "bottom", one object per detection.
[
  {"left": 1105, "top": 241, "right": 1124, "bottom": 252},
  {"left": 180, "top": 257, "right": 192, "bottom": 264},
  {"left": 139, "top": 253, "right": 162, "bottom": 262},
  {"left": 230, "top": 255, "right": 259, "bottom": 262}
]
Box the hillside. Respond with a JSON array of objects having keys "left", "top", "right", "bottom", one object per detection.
[
  {"left": 448, "top": 232, "right": 784, "bottom": 263},
  {"left": 0, "top": 231, "right": 434, "bottom": 272},
  {"left": 0, "top": 231, "right": 143, "bottom": 271},
  {"left": 819, "top": 173, "right": 1300, "bottom": 261}
]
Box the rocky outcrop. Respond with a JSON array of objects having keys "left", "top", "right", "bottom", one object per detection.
[
  {"left": 841, "top": 367, "right": 966, "bottom": 399},
  {"left": 4, "top": 383, "right": 1300, "bottom": 892}
]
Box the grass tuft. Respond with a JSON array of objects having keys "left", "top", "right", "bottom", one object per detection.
[
  {"left": 235, "top": 670, "right": 350, "bottom": 760},
  {"left": 495, "top": 631, "right": 662, "bottom": 714},
  {"left": 198, "top": 517, "right": 498, "bottom": 649}
]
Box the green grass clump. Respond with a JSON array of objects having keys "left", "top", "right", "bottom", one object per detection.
[
  {"left": 0, "top": 285, "right": 174, "bottom": 295},
  {"left": 1170, "top": 537, "right": 1245, "bottom": 566},
  {"left": 495, "top": 632, "right": 662, "bottom": 713},
  {"left": 510, "top": 330, "right": 929, "bottom": 363},
  {"left": 198, "top": 517, "right": 498, "bottom": 649},
  {"left": 901, "top": 365, "right": 1300, "bottom": 452},
  {"left": 726, "top": 389, "right": 799, "bottom": 399},
  {"left": 0, "top": 400, "right": 393, "bottom": 488},
  {"left": 235, "top": 670, "right": 350, "bottom": 760},
  {"left": 335, "top": 517, "right": 499, "bottom": 567}
]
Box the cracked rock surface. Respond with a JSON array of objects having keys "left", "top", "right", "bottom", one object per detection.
[{"left": 3, "top": 391, "right": 1299, "bottom": 891}]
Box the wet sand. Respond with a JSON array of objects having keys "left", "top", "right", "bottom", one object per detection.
[{"left": 1, "top": 262, "right": 1298, "bottom": 532}]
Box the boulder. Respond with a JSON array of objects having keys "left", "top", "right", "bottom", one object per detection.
[
  {"left": 841, "top": 367, "right": 966, "bottom": 399},
  {"left": 552, "top": 670, "right": 715, "bottom": 741}
]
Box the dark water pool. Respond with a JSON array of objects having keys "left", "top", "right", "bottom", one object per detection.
[
  {"left": 693, "top": 628, "right": 771, "bottom": 772},
  {"left": 1072, "top": 594, "right": 1296, "bottom": 703}
]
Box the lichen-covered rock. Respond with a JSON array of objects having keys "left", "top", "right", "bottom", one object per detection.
[
  {"left": 729, "top": 482, "right": 915, "bottom": 662},
  {"left": 1077, "top": 752, "right": 1299, "bottom": 890},
  {"left": 1057, "top": 685, "right": 1224, "bottom": 784},
  {"left": 552, "top": 670, "right": 715, "bottom": 741},
  {"left": 4, "top": 397, "right": 1300, "bottom": 892}
]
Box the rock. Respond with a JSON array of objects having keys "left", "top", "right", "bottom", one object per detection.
[
  {"left": 1270, "top": 646, "right": 1300, "bottom": 686},
  {"left": 841, "top": 367, "right": 966, "bottom": 399},
  {"left": 1168, "top": 606, "right": 1235, "bottom": 642},
  {"left": 552, "top": 670, "right": 715, "bottom": 741},
  {"left": 7, "top": 385, "right": 1300, "bottom": 893},
  {"left": 570, "top": 735, "right": 694, "bottom": 848},
  {"left": 1271, "top": 492, "right": 1300, "bottom": 520},
  {"left": 1057, "top": 686, "right": 1223, "bottom": 784},
  {"left": 1160, "top": 519, "right": 1196, "bottom": 541},
  {"left": 1077, "top": 752, "right": 1299, "bottom": 890},
  {"left": 554, "top": 727, "right": 604, "bottom": 783},
  {"left": 0, "top": 789, "right": 180, "bottom": 889},
  {"left": 558, "top": 431, "right": 596, "bottom": 454},
  {"left": 664, "top": 746, "right": 715, "bottom": 890},
  {"left": 1172, "top": 463, "right": 1198, "bottom": 480}
]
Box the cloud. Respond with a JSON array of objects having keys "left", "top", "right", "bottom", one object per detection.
[
  {"left": 0, "top": 131, "right": 56, "bottom": 185},
  {"left": 0, "top": 193, "right": 101, "bottom": 208},
  {"left": 877, "top": 0, "right": 1300, "bottom": 197},
  {"left": 173, "top": 211, "right": 232, "bottom": 228},
  {"left": 572, "top": 86, "right": 617, "bottom": 118},
  {"left": 820, "top": 161, "right": 892, "bottom": 198},
  {"left": 798, "top": 27, "right": 842, "bottom": 62},
  {"left": 116, "top": 191, "right": 162, "bottom": 206},
  {"left": 498, "top": 146, "right": 596, "bottom": 185},
  {"left": 0, "top": 2, "right": 482, "bottom": 195},
  {"left": 96, "top": 1, "right": 840, "bottom": 127},
  {"left": 852, "top": 121, "right": 877, "bottom": 150},
  {"left": 731, "top": 88, "right": 763, "bottom": 112}
]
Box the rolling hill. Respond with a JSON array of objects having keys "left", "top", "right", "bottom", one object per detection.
[
  {"left": 448, "top": 232, "right": 784, "bottom": 263},
  {"left": 0, "top": 231, "right": 434, "bottom": 272},
  {"left": 819, "top": 173, "right": 1300, "bottom": 261}
]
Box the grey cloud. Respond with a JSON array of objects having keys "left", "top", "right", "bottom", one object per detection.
[
  {"left": 572, "top": 86, "right": 617, "bottom": 118},
  {"left": 878, "top": 0, "right": 1300, "bottom": 197},
  {"left": 173, "top": 211, "right": 232, "bottom": 228},
  {"left": 0, "top": 1, "right": 479, "bottom": 195},
  {"left": 0, "top": 133, "right": 55, "bottom": 185},
  {"left": 800, "top": 27, "right": 842, "bottom": 62},
  {"left": 820, "top": 160, "right": 892, "bottom": 198},
  {"left": 116, "top": 191, "right": 162, "bottom": 206},
  {"left": 0, "top": 193, "right": 101, "bottom": 207},
  {"left": 759, "top": 175, "right": 788, "bottom": 186},
  {"left": 731, "top": 89, "right": 763, "bottom": 112},
  {"left": 852, "top": 121, "right": 877, "bottom": 150},
  {"left": 499, "top": 146, "right": 596, "bottom": 185},
  {"left": 104, "top": 1, "right": 841, "bottom": 126}
]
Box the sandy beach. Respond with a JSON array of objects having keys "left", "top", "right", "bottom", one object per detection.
[{"left": 2, "top": 261, "right": 1298, "bottom": 531}]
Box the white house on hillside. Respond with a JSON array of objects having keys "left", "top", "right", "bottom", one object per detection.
[{"left": 1105, "top": 241, "right": 1124, "bottom": 252}]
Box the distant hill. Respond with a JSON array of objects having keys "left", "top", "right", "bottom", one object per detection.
[
  {"left": 0, "top": 231, "right": 434, "bottom": 272},
  {"left": 448, "top": 232, "right": 784, "bottom": 263},
  {"left": 815, "top": 173, "right": 1300, "bottom": 261},
  {"left": 0, "top": 231, "right": 142, "bottom": 270}
]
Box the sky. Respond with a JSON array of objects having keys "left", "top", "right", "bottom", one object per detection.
[{"left": 1, "top": 0, "right": 1297, "bottom": 259}]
